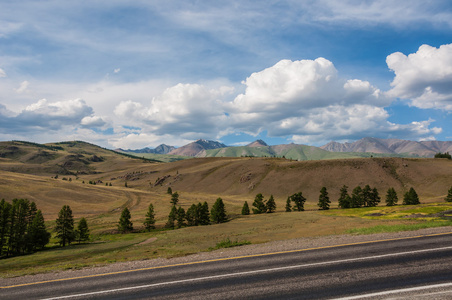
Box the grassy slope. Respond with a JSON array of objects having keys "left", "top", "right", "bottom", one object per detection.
[
  {"left": 203, "top": 144, "right": 412, "bottom": 160},
  {"left": 1, "top": 141, "right": 452, "bottom": 277}
]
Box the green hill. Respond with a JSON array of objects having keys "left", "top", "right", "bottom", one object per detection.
[{"left": 202, "top": 143, "right": 411, "bottom": 160}]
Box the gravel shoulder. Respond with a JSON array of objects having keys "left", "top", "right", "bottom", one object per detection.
[{"left": 2, "top": 226, "right": 452, "bottom": 287}]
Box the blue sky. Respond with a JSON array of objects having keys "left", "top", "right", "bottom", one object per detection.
[{"left": 0, "top": 1, "right": 451, "bottom": 149}]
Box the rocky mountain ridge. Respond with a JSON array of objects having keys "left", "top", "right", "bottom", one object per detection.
[{"left": 118, "top": 137, "right": 452, "bottom": 158}]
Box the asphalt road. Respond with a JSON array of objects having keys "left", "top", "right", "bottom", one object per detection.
[{"left": 2, "top": 232, "right": 452, "bottom": 299}]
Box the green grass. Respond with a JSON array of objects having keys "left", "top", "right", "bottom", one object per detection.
[
  {"left": 346, "top": 220, "right": 452, "bottom": 235},
  {"left": 209, "top": 238, "right": 251, "bottom": 250}
]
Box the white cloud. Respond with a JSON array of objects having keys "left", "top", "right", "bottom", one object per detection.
[
  {"left": 16, "top": 80, "right": 29, "bottom": 93},
  {"left": 114, "top": 68, "right": 120, "bottom": 73},
  {"left": 387, "top": 43, "right": 452, "bottom": 110},
  {"left": 115, "top": 83, "right": 230, "bottom": 138},
  {"left": 81, "top": 116, "right": 106, "bottom": 128},
  {"left": 0, "top": 98, "right": 95, "bottom": 133},
  {"left": 108, "top": 133, "right": 191, "bottom": 149},
  {"left": 228, "top": 58, "right": 390, "bottom": 136},
  {"left": 0, "top": 68, "right": 6, "bottom": 77}
]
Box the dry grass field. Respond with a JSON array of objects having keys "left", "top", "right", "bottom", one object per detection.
[{"left": 1, "top": 141, "right": 451, "bottom": 277}]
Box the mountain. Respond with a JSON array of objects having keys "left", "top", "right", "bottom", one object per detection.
[
  {"left": 321, "top": 137, "right": 452, "bottom": 157},
  {"left": 117, "top": 144, "right": 175, "bottom": 154},
  {"left": 200, "top": 142, "right": 398, "bottom": 161},
  {"left": 247, "top": 139, "right": 268, "bottom": 147},
  {"left": 168, "top": 139, "right": 227, "bottom": 157}
]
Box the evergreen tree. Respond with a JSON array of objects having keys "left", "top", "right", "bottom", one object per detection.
[
  {"left": 445, "top": 186, "right": 452, "bottom": 202},
  {"left": 27, "top": 210, "right": 50, "bottom": 251},
  {"left": 144, "top": 203, "right": 156, "bottom": 231},
  {"left": 0, "top": 199, "right": 11, "bottom": 256},
  {"left": 199, "top": 202, "right": 210, "bottom": 225},
  {"left": 186, "top": 204, "right": 198, "bottom": 226},
  {"left": 290, "top": 192, "right": 306, "bottom": 211},
  {"left": 176, "top": 206, "right": 186, "bottom": 228},
  {"left": 170, "top": 192, "right": 179, "bottom": 206},
  {"left": 165, "top": 205, "right": 177, "bottom": 228},
  {"left": 55, "top": 205, "right": 75, "bottom": 247},
  {"left": 118, "top": 207, "right": 133, "bottom": 233},
  {"left": 350, "top": 186, "right": 363, "bottom": 208},
  {"left": 76, "top": 217, "right": 90, "bottom": 243},
  {"left": 252, "top": 193, "right": 267, "bottom": 214},
  {"left": 338, "top": 185, "right": 351, "bottom": 209},
  {"left": 241, "top": 201, "right": 250, "bottom": 215},
  {"left": 369, "top": 188, "right": 381, "bottom": 207},
  {"left": 362, "top": 185, "right": 372, "bottom": 207},
  {"left": 12, "top": 198, "right": 30, "bottom": 254},
  {"left": 385, "top": 188, "right": 398, "bottom": 206},
  {"left": 318, "top": 187, "right": 330, "bottom": 210},
  {"left": 211, "top": 198, "right": 227, "bottom": 223},
  {"left": 403, "top": 187, "right": 420, "bottom": 205},
  {"left": 266, "top": 195, "right": 276, "bottom": 213},
  {"left": 167, "top": 187, "right": 173, "bottom": 195},
  {"left": 285, "top": 197, "right": 292, "bottom": 212}
]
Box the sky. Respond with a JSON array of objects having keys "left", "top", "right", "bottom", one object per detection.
[{"left": 1, "top": 0, "right": 452, "bottom": 149}]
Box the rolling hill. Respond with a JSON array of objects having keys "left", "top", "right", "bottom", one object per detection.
[
  {"left": 321, "top": 137, "right": 452, "bottom": 157},
  {"left": 1, "top": 139, "right": 451, "bottom": 220}
]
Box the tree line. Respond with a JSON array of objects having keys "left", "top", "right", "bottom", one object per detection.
[
  {"left": 2, "top": 185, "right": 451, "bottom": 258},
  {"left": 241, "top": 185, "right": 443, "bottom": 214},
  {"left": 0, "top": 200, "right": 89, "bottom": 257},
  {"left": 117, "top": 191, "right": 228, "bottom": 233}
]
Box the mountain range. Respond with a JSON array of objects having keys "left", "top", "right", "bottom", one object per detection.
[{"left": 118, "top": 137, "right": 452, "bottom": 160}]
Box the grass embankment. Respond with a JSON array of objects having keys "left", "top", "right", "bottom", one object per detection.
[
  {"left": 3, "top": 201, "right": 452, "bottom": 278},
  {"left": 322, "top": 203, "right": 452, "bottom": 234}
]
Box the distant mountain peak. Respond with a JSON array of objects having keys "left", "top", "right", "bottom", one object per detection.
[
  {"left": 247, "top": 139, "right": 268, "bottom": 147},
  {"left": 169, "top": 139, "right": 227, "bottom": 157}
]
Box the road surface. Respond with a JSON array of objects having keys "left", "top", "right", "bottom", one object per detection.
[{"left": 2, "top": 232, "right": 452, "bottom": 299}]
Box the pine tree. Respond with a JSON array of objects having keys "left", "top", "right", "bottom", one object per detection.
[
  {"left": 55, "top": 205, "right": 75, "bottom": 247},
  {"left": 266, "top": 195, "right": 276, "bottom": 213},
  {"left": 403, "top": 187, "right": 420, "bottom": 205},
  {"left": 362, "top": 185, "right": 372, "bottom": 207},
  {"left": 76, "top": 217, "right": 90, "bottom": 243},
  {"left": 338, "top": 185, "right": 351, "bottom": 209},
  {"left": 241, "top": 201, "right": 250, "bottom": 215},
  {"left": 351, "top": 186, "right": 363, "bottom": 208},
  {"left": 170, "top": 192, "right": 179, "bottom": 206},
  {"left": 368, "top": 188, "right": 381, "bottom": 207},
  {"left": 290, "top": 192, "right": 306, "bottom": 211},
  {"left": 165, "top": 206, "right": 177, "bottom": 228},
  {"left": 385, "top": 188, "right": 398, "bottom": 206},
  {"left": 285, "top": 197, "right": 292, "bottom": 212},
  {"left": 176, "top": 206, "right": 186, "bottom": 228},
  {"left": 0, "top": 199, "right": 11, "bottom": 256},
  {"left": 118, "top": 207, "right": 133, "bottom": 233},
  {"left": 445, "top": 186, "right": 452, "bottom": 202},
  {"left": 144, "top": 203, "right": 156, "bottom": 231},
  {"left": 167, "top": 187, "right": 173, "bottom": 195},
  {"left": 186, "top": 204, "right": 198, "bottom": 226},
  {"left": 199, "top": 202, "right": 210, "bottom": 225},
  {"left": 211, "top": 198, "right": 227, "bottom": 223},
  {"left": 318, "top": 187, "right": 330, "bottom": 210},
  {"left": 27, "top": 210, "right": 50, "bottom": 251},
  {"left": 252, "top": 193, "right": 267, "bottom": 214}
]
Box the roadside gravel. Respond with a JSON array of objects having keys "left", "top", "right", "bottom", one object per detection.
[{"left": 2, "top": 226, "right": 451, "bottom": 287}]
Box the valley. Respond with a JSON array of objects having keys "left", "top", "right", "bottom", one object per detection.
[{"left": 0, "top": 140, "right": 451, "bottom": 277}]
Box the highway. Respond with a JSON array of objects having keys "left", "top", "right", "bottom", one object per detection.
[{"left": 2, "top": 232, "right": 452, "bottom": 299}]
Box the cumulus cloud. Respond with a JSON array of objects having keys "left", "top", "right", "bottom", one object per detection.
[
  {"left": 0, "top": 68, "right": 6, "bottom": 77},
  {"left": 81, "top": 116, "right": 106, "bottom": 128},
  {"left": 108, "top": 132, "right": 192, "bottom": 150},
  {"left": 387, "top": 43, "right": 452, "bottom": 110},
  {"left": 115, "top": 83, "right": 230, "bottom": 139},
  {"left": 227, "top": 58, "right": 390, "bottom": 139},
  {"left": 0, "top": 98, "right": 95, "bottom": 133}
]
